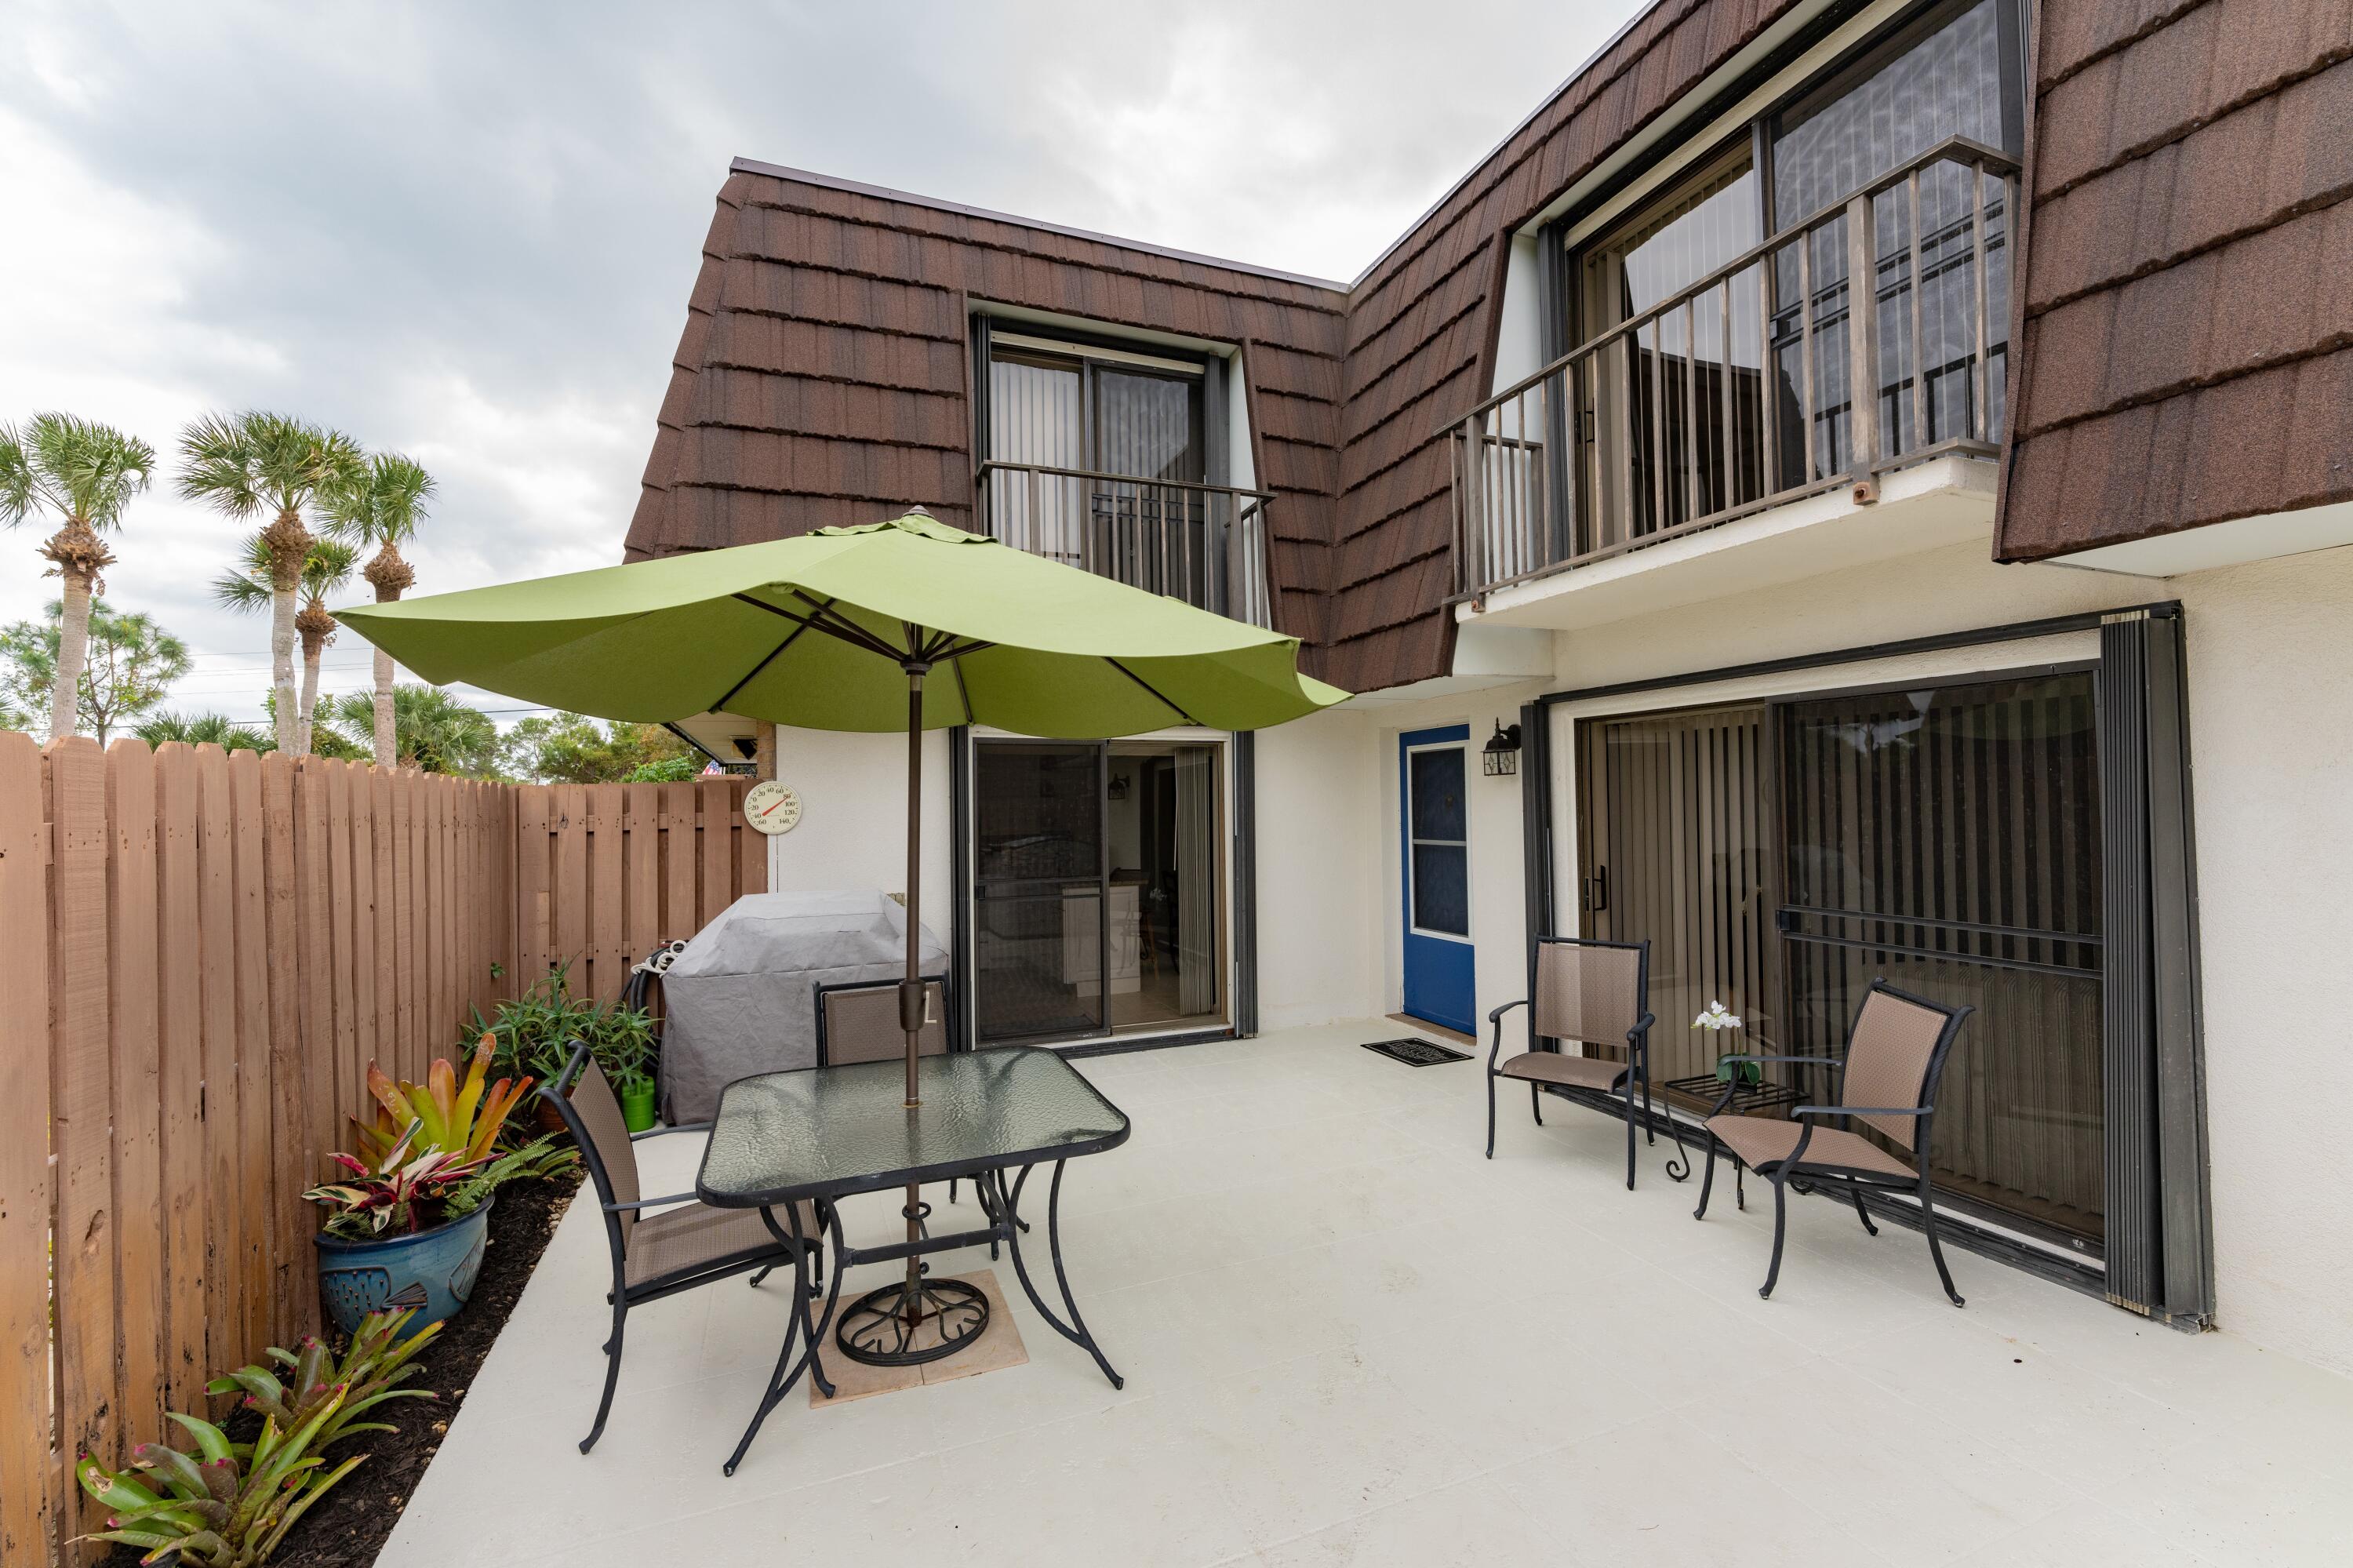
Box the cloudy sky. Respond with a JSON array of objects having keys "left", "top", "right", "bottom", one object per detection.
[{"left": 3, "top": 0, "right": 1643, "bottom": 731}]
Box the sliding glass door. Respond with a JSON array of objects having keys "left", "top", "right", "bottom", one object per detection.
[
  {"left": 973, "top": 737, "right": 1225, "bottom": 1046},
  {"left": 1575, "top": 669, "right": 2105, "bottom": 1246}
]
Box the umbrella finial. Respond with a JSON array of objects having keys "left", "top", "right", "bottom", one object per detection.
[{"left": 902, "top": 504, "right": 933, "bottom": 518}]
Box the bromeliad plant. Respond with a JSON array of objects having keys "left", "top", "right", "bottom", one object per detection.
[
  {"left": 75, "top": 1391, "right": 363, "bottom": 1566},
  {"left": 349, "top": 1030, "right": 533, "bottom": 1170},
  {"left": 305, "top": 1122, "right": 489, "bottom": 1239},
  {"left": 208, "top": 1308, "right": 442, "bottom": 1453}
]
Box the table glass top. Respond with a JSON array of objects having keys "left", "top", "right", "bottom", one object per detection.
[{"left": 696, "top": 1046, "right": 1131, "bottom": 1206}]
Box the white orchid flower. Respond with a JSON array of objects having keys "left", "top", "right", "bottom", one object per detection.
[{"left": 1692, "top": 1000, "right": 1743, "bottom": 1031}]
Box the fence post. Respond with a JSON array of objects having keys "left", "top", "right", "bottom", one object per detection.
[{"left": 0, "top": 732, "right": 58, "bottom": 1567}]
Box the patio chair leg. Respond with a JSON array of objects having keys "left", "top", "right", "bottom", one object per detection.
[
  {"left": 1736, "top": 1162, "right": 1747, "bottom": 1212},
  {"left": 748, "top": 1264, "right": 775, "bottom": 1288},
  {"left": 581, "top": 1299, "right": 626, "bottom": 1454},
  {"left": 1529, "top": 1082, "right": 1544, "bottom": 1126},
  {"left": 1921, "top": 1186, "right": 1966, "bottom": 1308},
  {"left": 1759, "top": 1171, "right": 1790, "bottom": 1300},
  {"left": 1693, "top": 1136, "right": 1718, "bottom": 1220},
  {"left": 1639, "top": 1071, "right": 1656, "bottom": 1145},
  {"left": 1654, "top": 1069, "right": 1692, "bottom": 1183},
  {"left": 1620, "top": 1075, "right": 1637, "bottom": 1191},
  {"left": 1850, "top": 1188, "right": 1879, "bottom": 1237},
  {"left": 1484, "top": 1070, "right": 1497, "bottom": 1159}
]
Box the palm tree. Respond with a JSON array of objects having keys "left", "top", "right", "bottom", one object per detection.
[
  {"left": 322, "top": 453, "right": 435, "bottom": 766},
  {"left": 134, "top": 711, "right": 275, "bottom": 752},
  {"left": 0, "top": 413, "right": 156, "bottom": 740},
  {"left": 176, "top": 412, "right": 362, "bottom": 754},
  {"left": 213, "top": 533, "right": 358, "bottom": 753},
  {"left": 321, "top": 684, "right": 501, "bottom": 777}
]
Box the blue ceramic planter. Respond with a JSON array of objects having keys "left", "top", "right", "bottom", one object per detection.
[{"left": 314, "top": 1197, "right": 493, "bottom": 1334}]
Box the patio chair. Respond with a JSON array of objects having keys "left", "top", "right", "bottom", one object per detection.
[
  {"left": 1690, "top": 979, "right": 1974, "bottom": 1305},
  {"left": 813, "top": 975, "right": 993, "bottom": 1222},
  {"left": 540, "top": 1039, "right": 821, "bottom": 1454},
  {"left": 1485, "top": 936, "right": 1678, "bottom": 1189}
]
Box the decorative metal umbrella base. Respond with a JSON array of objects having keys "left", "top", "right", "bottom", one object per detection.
[{"left": 835, "top": 1275, "right": 989, "bottom": 1366}]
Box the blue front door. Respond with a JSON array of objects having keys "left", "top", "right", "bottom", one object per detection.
[{"left": 1399, "top": 726, "right": 1475, "bottom": 1035}]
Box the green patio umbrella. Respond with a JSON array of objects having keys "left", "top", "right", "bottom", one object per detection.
[{"left": 335, "top": 510, "right": 1346, "bottom": 1353}]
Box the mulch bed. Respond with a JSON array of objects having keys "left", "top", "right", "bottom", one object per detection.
[{"left": 109, "top": 1168, "right": 585, "bottom": 1566}]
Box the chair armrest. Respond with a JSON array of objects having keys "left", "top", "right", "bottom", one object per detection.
[
  {"left": 1486, "top": 998, "right": 1528, "bottom": 1071},
  {"left": 629, "top": 1120, "right": 711, "bottom": 1142},
  {"left": 605, "top": 1191, "right": 700, "bottom": 1213},
  {"left": 1794, "top": 1104, "right": 1929, "bottom": 1118},
  {"left": 1487, "top": 998, "right": 1529, "bottom": 1024}
]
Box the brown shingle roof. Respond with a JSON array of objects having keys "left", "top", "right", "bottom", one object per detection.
[
  {"left": 1998, "top": 2, "right": 2353, "bottom": 559},
  {"left": 627, "top": 0, "right": 2353, "bottom": 684}
]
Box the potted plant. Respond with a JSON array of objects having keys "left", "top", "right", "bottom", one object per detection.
[
  {"left": 1695, "top": 1000, "right": 1760, "bottom": 1086},
  {"left": 465, "top": 959, "right": 660, "bottom": 1132},
  {"left": 304, "top": 1035, "right": 568, "bottom": 1333}
]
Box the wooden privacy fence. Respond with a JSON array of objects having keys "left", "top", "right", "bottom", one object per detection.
[{"left": 0, "top": 733, "right": 761, "bottom": 1566}]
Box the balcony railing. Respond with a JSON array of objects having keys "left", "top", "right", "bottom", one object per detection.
[
  {"left": 976, "top": 460, "right": 1278, "bottom": 629},
  {"left": 1449, "top": 137, "right": 2020, "bottom": 601}
]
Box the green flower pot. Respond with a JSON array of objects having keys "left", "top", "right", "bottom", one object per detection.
[{"left": 620, "top": 1082, "right": 659, "bottom": 1133}]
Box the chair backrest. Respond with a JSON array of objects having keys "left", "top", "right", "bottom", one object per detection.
[
  {"left": 1841, "top": 983, "right": 1973, "bottom": 1151},
  {"left": 816, "top": 977, "right": 951, "bottom": 1067},
  {"left": 1531, "top": 937, "right": 1646, "bottom": 1047},
  {"left": 545, "top": 1046, "right": 642, "bottom": 1241}
]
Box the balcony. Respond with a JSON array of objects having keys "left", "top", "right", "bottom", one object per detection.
[
  {"left": 976, "top": 460, "right": 1278, "bottom": 629},
  {"left": 1451, "top": 138, "right": 2018, "bottom": 602}
]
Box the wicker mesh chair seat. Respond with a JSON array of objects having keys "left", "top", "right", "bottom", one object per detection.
[
  {"left": 1486, "top": 937, "right": 1681, "bottom": 1188},
  {"left": 1495, "top": 1051, "right": 1627, "bottom": 1091},
  {"left": 1701, "top": 1115, "right": 1915, "bottom": 1179},
  {"left": 625, "top": 1198, "right": 819, "bottom": 1288}
]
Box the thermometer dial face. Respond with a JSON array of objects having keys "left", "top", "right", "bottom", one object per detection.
[{"left": 744, "top": 780, "right": 802, "bottom": 835}]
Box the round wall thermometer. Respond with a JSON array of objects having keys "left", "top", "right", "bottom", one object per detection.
[{"left": 744, "top": 780, "right": 802, "bottom": 835}]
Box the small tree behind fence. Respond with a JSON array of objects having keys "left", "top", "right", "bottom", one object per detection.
[{"left": 0, "top": 732, "right": 760, "bottom": 1566}]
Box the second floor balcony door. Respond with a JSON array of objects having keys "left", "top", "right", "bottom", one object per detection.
[{"left": 985, "top": 337, "right": 1210, "bottom": 602}]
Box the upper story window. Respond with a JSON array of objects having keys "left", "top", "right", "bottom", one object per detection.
[
  {"left": 1769, "top": 0, "right": 2020, "bottom": 226},
  {"left": 984, "top": 333, "right": 1206, "bottom": 484},
  {"left": 972, "top": 318, "right": 1275, "bottom": 627},
  {"left": 1453, "top": 0, "right": 2025, "bottom": 598}
]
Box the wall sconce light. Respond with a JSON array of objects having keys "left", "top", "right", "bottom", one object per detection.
[{"left": 1482, "top": 720, "right": 1522, "bottom": 777}]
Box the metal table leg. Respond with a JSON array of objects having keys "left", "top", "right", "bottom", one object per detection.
[
  {"left": 991, "top": 1162, "right": 1123, "bottom": 1390},
  {"left": 724, "top": 1200, "right": 846, "bottom": 1476}
]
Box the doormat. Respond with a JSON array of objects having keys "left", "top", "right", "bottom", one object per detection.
[{"left": 1361, "top": 1037, "right": 1474, "bottom": 1067}]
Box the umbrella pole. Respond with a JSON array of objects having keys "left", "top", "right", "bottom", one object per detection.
[
  {"left": 900, "top": 662, "right": 926, "bottom": 1323},
  {"left": 831, "top": 654, "right": 990, "bottom": 1367}
]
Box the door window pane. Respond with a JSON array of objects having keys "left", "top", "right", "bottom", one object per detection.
[
  {"left": 1410, "top": 844, "right": 1470, "bottom": 936},
  {"left": 1408, "top": 748, "right": 1467, "bottom": 841},
  {"left": 974, "top": 742, "right": 1105, "bottom": 1042},
  {"left": 1407, "top": 747, "right": 1468, "bottom": 937}
]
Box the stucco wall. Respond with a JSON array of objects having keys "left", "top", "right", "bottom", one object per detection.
[
  {"left": 764, "top": 726, "right": 956, "bottom": 940},
  {"left": 2171, "top": 544, "right": 2353, "bottom": 1375}
]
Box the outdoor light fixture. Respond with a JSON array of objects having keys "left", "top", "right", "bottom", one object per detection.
[{"left": 1482, "top": 720, "right": 1522, "bottom": 777}]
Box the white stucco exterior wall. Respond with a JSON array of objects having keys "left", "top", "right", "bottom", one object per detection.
[
  {"left": 1249, "top": 707, "right": 1385, "bottom": 1029},
  {"left": 2169, "top": 544, "right": 2353, "bottom": 1375},
  {"left": 763, "top": 726, "right": 955, "bottom": 938}
]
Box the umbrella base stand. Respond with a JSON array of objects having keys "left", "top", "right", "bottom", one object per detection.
[{"left": 835, "top": 1275, "right": 989, "bottom": 1366}]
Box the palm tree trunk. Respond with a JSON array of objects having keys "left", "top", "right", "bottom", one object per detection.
[
  {"left": 298, "top": 628, "right": 325, "bottom": 755},
  {"left": 263, "top": 504, "right": 311, "bottom": 754},
  {"left": 373, "top": 647, "right": 396, "bottom": 766},
  {"left": 51, "top": 563, "right": 93, "bottom": 742}
]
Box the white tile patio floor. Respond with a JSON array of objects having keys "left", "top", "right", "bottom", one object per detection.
[{"left": 379, "top": 1022, "right": 2353, "bottom": 1567}]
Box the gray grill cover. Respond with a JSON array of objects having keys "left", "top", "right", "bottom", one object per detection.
[{"left": 657, "top": 890, "right": 947, "bottom": 1122}]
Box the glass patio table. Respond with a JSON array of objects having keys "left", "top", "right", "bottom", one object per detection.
[{"left": 696, "top": 1046, "right": 1131, "bottom": 1474}]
